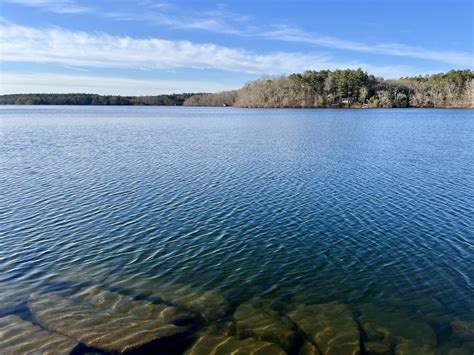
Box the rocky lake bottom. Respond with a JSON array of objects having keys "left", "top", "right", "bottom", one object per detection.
[{"left": 1, "top": 270, "right": 473, "bottom": 354}]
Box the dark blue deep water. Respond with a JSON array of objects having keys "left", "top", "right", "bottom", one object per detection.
[{"left": 1, "top": 106, "right": 473, "bottom": 354}]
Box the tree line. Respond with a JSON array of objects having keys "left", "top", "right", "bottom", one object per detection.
[
  {"left": 1, "top": 70, "right": 472, "bottom": 108},
  {"left": 0, "top": 93, "right": 196, "bottom": 105},
  {"left": 184, "top": 69, "right": 473, "bottom": 108}
]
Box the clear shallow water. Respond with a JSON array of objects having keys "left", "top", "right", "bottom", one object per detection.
[{"left": 0, "top": 106, "right": 473, "bottom": 354}]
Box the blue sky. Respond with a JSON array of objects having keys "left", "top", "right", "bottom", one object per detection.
[{"left": 0, "top": 0, "right": 473, "bottom": 95}]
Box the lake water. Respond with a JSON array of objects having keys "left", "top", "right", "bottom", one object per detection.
[{"left": 1, "top": 106, "right": 473, "bottom": 354}]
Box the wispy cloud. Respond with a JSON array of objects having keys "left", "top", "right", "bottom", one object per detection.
[
  {"left": 258, "top": 25, "right": 473, "bottom": 67},
  {"left": 141, "top": 2, "right": 473, "bottom": 67},
  {"left": 4, "top": 0, "right": 93, "bottom": 14},
  {"left": 0, "top": 24, "right": 332, "bottom": 74},
  {"left": 104, "top": 4, "right": 247, "bottom": 34},
  {"left": 5, "top": 1, "right": 471, "bottom": 67},
  {"left": 0, "top": 24, "right": 437, "bottom": 79},
  {"left": 104, "top": 4, "right": 473, "bottom": 67},
  {"left": 0, "top": 73, "right": 239, "bottom": 95},
  {"left": 62, "top": 65, "right": 89, "bottom": 72},
  {"left": 137, "top": 12, "right": 240, "bottom": 34}
]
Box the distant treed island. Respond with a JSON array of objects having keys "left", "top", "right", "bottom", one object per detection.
[{"left": 1, "top": 69, "right": 473, "bottom": 108}]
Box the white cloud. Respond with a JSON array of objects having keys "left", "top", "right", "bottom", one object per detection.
[
  {"left": 0, "top": 23, "right": 332, "bottom": 74},
  {"left": 133, "top": 6, "right": 472, "bottom": 67},
  {"left": 0, "top": 24, "right": 450, "bottom": 96},
  {"left": 105, "top": 5, "right": 473, "bottom": 67},
  {"left": 4, "top": 0, "right": 93, "bottom": 14},
  {"left": 0, "top": 73, "right": 239, "bottom": 95},
  {"left": 5, "top": 1, "right": 471, "bottom": 67}
]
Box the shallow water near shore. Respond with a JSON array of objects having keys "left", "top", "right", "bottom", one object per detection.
[{"left": 1, "top": 106, "right": 473, "bottom": 354}]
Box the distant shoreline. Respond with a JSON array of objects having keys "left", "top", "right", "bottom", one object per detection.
[
  {"left": 1, "top": 102, "right": 472, "bottom": 109},
  {"left": 1, "top": 68, "right": 473, "bottom": 109},
  {"left": 0, "top": 93, "right": 196, "bottom": 106}
]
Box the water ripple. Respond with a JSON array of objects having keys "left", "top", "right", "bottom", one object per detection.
[{"left": 1, "top": 107, "right": 473, "bottom": 352}]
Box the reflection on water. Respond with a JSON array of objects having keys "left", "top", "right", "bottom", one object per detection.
[{"left": 1, "top": 106, "right": 473, "bottom": 354}]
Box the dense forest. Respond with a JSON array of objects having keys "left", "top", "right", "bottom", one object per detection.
[
  {"left": 0, "top": 93, "right": 196, "bottom": 105},
  {"left": 184, "top": 69, "right": 473, "bottom": 108}
]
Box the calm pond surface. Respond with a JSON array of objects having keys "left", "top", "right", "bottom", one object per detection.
[{"left": 1, "top": 106, "right": 473, "bottom": 354}]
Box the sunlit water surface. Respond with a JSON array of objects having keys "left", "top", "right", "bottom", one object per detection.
[{"left": 1, "top": 106, "right": 473, "bottom": 354}]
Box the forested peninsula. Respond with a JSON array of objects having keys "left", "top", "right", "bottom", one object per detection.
[
  {"left": 184, "top": 69, "right": 473, "bottom": 108},
  {"left": 1, "top": 69, "right": 472, "bottom": 108}
]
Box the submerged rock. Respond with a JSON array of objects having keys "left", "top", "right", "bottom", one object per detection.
[
  {"left": 298, "top": 341, "right": 321, "bottom": 355},
  {"left": 288, "top": 303, "right": 360, "bottom": 355},
  {"left": 364, "top": 340, "right": 391, "bottom": 354},
  {"left": 28, "top": 289, "right": 196, "bottom": 353},
  {"left": 357, "top": 304, "right": 437, "bottom": 353},
  {"left": 0, "top": 314, "right": 78, "bottom": 354},
  {"left": 0, "top": 280, "right": 32, "bottom": 312},
  {"left": 387, "top": 296, "right": 445, "bottom": 317},
  {"left": 105, "top": 275, "right": 230, "bottom": 322},
  {"left": 450, "top": 320, "right": 474, "bottom": 341},
  {"left": 158, "top": 283, "right": 230, "bottom": 322},
  {"left": 233, "top": 300, "right": 299, "bottom": 352},
  {"left": 394, "top": 341, "right": 436, "bottom": 355},
  {"left": 185, "top": 331, "right": 286, "bottom": 355},
  {"left": 447, "top": 347, "right": 473, "bottom": 355}
]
